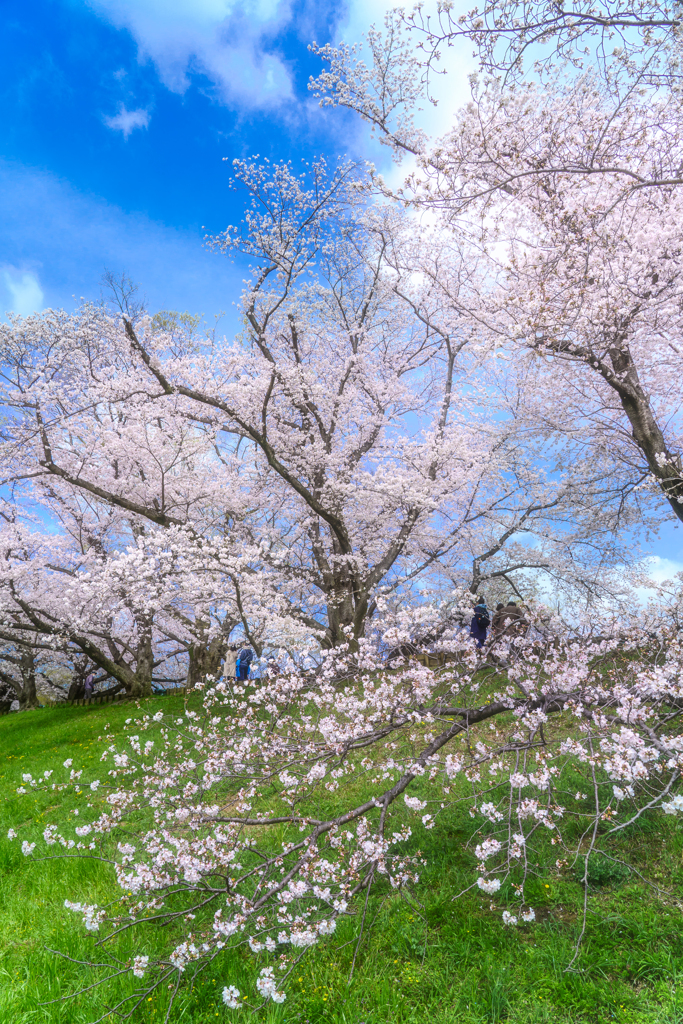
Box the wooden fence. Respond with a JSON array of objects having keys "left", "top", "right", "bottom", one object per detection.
[
  {"left": 0, "top": 686, "right": 190, "bottom": 716},
  {"left": 64, "top": 687, "right": 189, "bottom": 708}
]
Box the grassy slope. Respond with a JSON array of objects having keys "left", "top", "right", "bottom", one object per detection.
[{"left": 1, "top": 699, "right": 683, "bottom": 1024}]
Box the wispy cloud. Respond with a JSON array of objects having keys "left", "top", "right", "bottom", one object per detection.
[
  {"left": 629, "top": 554, "right": 683, "bottom": 606},
  {"left": 0, "top": 158, "right": 243, "bottom": 325},
  {"left": 84, "top": 0, "right": 293, "bottom": 108},
  {"left": 642, "top": 555, "right": 683, "bottom": 588},
  {"left": 103, "top": 104, "right": 151, "bottom": 138},
  {"left": 1, "top": 269, "right": 44, "bottom": 317}
]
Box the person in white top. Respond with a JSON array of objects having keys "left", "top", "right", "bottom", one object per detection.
[{"left": 222, "top": 645, "right": 239, "bottom": 681}]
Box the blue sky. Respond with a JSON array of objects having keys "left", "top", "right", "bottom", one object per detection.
[
  {"left": 0, "top": 0, "right": 400, "bottom": 318},
  {"left": 1, "top": 0, "right": 681, "bottom": 570}
]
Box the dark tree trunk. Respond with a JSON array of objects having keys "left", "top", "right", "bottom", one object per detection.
[
  {"left": 606, "top": 342, "right": 683, "bottom": 523},
  {"left": 131, "top": 613, "right": 154, "bottom": 698},
  {"left": 18, "top": 649, "right": 38, "bottom": 710},
  {"left": 187, "top": 624, "right": 228, "bottom": 688}
]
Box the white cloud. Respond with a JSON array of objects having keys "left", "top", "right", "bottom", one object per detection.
[
  {"left": 642, "top": 555, "right": 683, "bottom": 587},
  {"left": 311, "top": 1, "right": 476, "bottom": 192},
  {"left": 103, "top": 105, "right": 151, "bottom": 138},
  {"left": 629, "top": 554, "right": 683, "bottom": 606},
  {"left": 84, "top": 0, "right": 471, "bottom": 140},
  {"left": 84, "top": 0, "right": 293, "bottom": 107},
  {"left": 1, "top": 269, "right": 44, "bottom": 317}
]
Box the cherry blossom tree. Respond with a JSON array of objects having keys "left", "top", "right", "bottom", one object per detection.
[
  {"left": 311, "top": 1, "right": 683, "bottom": 169},
  {"left": 10, "top": 605, "right": 683, "bottom": 1015},
  {"left": 311, "top": 24, "right": 683, "bottom": 525},
  {"left": 0, "top": 158, "right": 638, "bottom": 664},
  {"left": 2, "top": 85, "right": 682, "bottom": 1023},
  {"left": 422, "top": 76, "right": 683, "bottom": 521},
  {"left": 408, "top": 1, "right": 682, "bottom": 83}
]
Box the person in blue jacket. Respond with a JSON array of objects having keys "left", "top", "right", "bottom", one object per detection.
[
  {"left": 469, "top": 599, "right": 490, "bottom": 648},
  {"left": 236, "top": 646, "right": 254, "bottom": 680}
]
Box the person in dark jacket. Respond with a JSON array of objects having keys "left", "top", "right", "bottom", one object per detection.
[
  {"left": 491, "top": 603, "right": 506, "bottom": 638},
  {"left": 505, "top": 600, "right": 525, "bottom": 632},
  {"left": 236, "top": 646, "right": 254, "bottom": 681},
  {"left": 469, "top": 599, "right": 490, "bottom": 648}
]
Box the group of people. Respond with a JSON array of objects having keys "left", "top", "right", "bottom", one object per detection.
[
  {"left": 469, "top": 599, "right": 527, "bottom": 649},
  {"left": 222, "top": 645, "right": 255, "bottom": 681},
  {"left": 221, "top": 610, "right": 524, "bottom": 680},
  {"left": 221, "top": 646, "right": 283, "bottom": 681}
]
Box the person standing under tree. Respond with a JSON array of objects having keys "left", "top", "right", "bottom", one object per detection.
[
  {"left": 491, "top": 604, "right": 506, "bottom": 639},
  {"left": 222, "top": 645, "right": 238, "bottom": 681},
  {"left": 501, "top": 600, "right": 526, "bottom": 637},
  {"left": 470, "top": 598, "right": 490, "bottom": 649},
  {"left": 236, "top": 646, "right": 254, "bottom": 681}
]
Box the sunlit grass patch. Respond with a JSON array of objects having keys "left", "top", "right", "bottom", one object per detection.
[{"left": 1, "top": 696, "right": 682, "bottom": 1023}]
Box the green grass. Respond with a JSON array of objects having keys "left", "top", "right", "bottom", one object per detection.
[{"left": 2, "top": 700, "right": 683, "bottom": 1023}]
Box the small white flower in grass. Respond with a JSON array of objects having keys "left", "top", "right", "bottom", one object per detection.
[
  {"left": 502, "top": 911, "right": 518, "bottom": 926},
  {"left": 64, "top": 899, "right": 104, "bottom": 931},
  {"left": 63, "top": 759, "right": 73, "bottom": 769},
  {"left": 475, "top": 838, "right": 502, "bottom": 862},
  {"left": 521, "top": 908, "right": 536, "bottom": 923},
  {"left": 422, "top": 814, "right": 435, "bottom": 829},
  {"left": 287, "top": 879, "right": 308, "bottom": 897},
  {"left": 479, "top": 802, "right": 504, "bottom": 822},
  {"left": 90, "top": 780, "right": 100, "bottom": 791},
  {"left": 662, "top": 794, "right": 683, "bottom": 815},
  {"left": 21, "top": 841, "right": 35, "bottom": 856},
  {"left": 289, "top": 928, "right": 318, "bottom": 948},
  {"left": 476, "top": 876, "right": 501, "bottom": 894},
  {"left": 256, "top": 966, "right": 285, "bottom": 1003},
  {"left": 222, "top": 985, "right": 241, "bottom": 1008},
  {"left": 7, "top": 828, "right": 17, "bottom": 840},
  {"left": 132, "top": 955, "right": 149, "bottom": 978}
]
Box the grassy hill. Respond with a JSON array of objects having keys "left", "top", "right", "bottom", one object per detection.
[{"left": 1, "top": 698, "right": 683, "bottom": 1023}]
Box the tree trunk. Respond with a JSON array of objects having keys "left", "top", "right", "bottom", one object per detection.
[
  {"left": 18, "top": 649, "right": 38, "bottom": 710},
  {"left": 131, "top": 614, "right": 154, "bottom": 698},
  {"left": 608, "top": 345, "right": 683, "bottom": 523},
  {"left": 323, "top": 582, "right": 369, "bottom": 650},
  {"left": 187, "top": 634, "right": 228, "bottom": 688}
]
